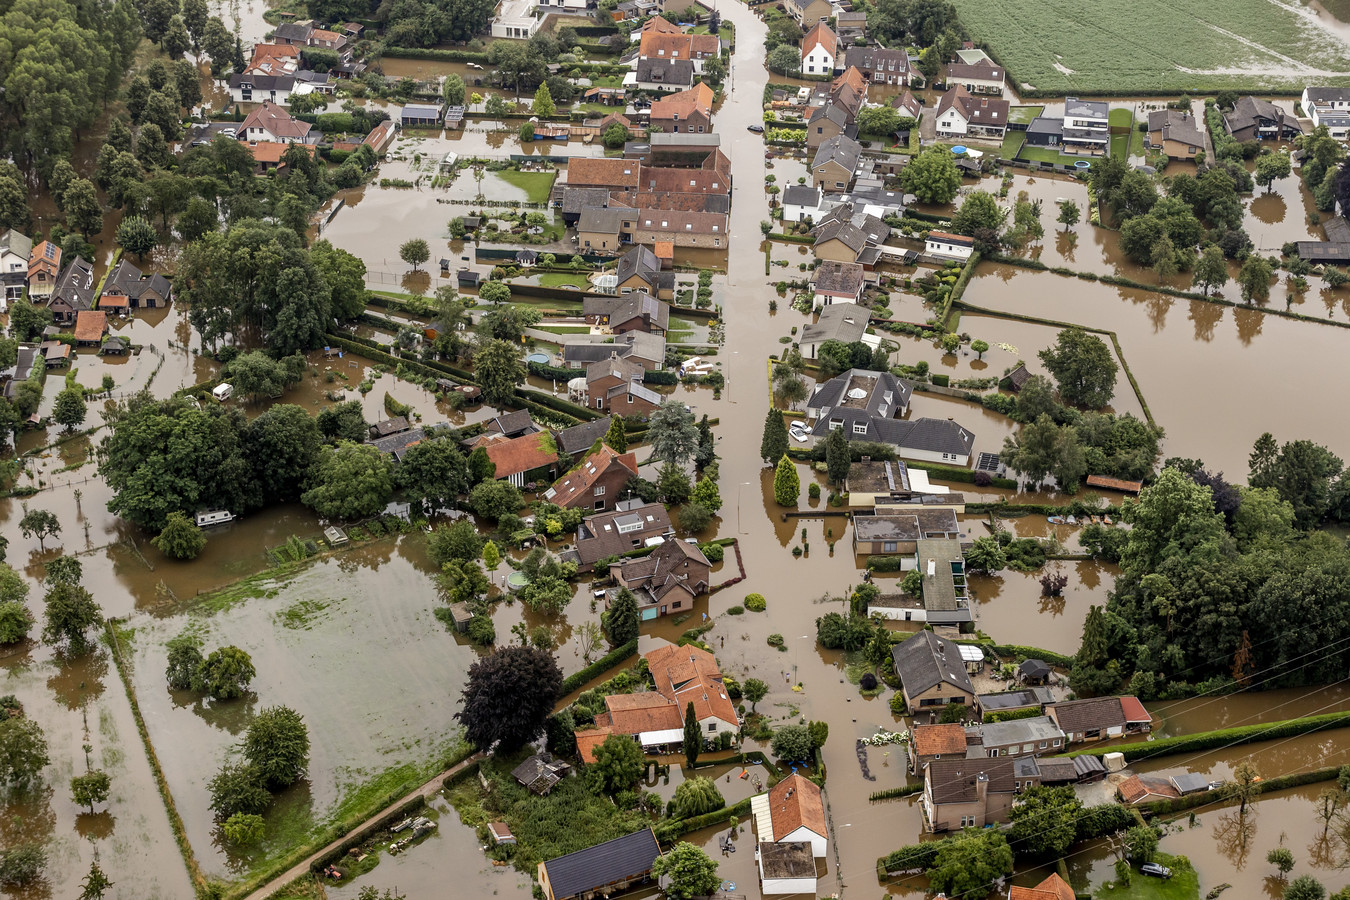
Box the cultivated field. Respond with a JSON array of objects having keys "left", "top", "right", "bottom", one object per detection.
[{"left": 956, "top": 0, "right": 1350, "bottom": 94}]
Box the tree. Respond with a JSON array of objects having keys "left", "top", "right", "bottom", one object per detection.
[
  {"left": 648, "top": 400, "right": 699, "bottom": 466},
  {"left": 1038, "top": 327, "right": 1117, "bottom": 408},
  {"left": 682, "top": 701, "right": 701, "bottom": 767},
  {"left": 456, "top": 646, "right": 562, "bottom": 752},
  {"left": 825, "top": 426, "right": 850, "bottom": 486},
  {"left": 469, "top": 480, "right": 523, "bottom": 521},
  {"left": 1058, "top": 200, "right": 1080, "bottom": 231},
  {"left": 482, "top": 540, "right": 501, "bottom": 571},
  {"left": 478, "top": 280, "right": 513, "bottom": 307},
  {"left": 761, "top": 410, "right": 788, "bottom": 465},
  {"left": 0, "top": 601, "right": 34, "bottom": 645},
  {"left": 53, "top": 387, "right": 87, "bottom": 431},
  {"left": 0, "top": 715, "right": 49, "bottom": 784},
  {"left": 1152, "top": 235, "right": 1178, "bottom": 282},
  {"left": 1256, "top": 151, "right": 1292, "bottom": 192},
  {"left": 651, "top": 842, "right": 720, "bottom": 900},
  {"left": 1285, "top": 876, "right": 1327, "bottom": 900},
  {"left": 310, "top": 240, "right": 367, "bottom": 321},
  {"left": 1238, "top": 254, "right": 1273, "bottom": 304},
  {"left": 1194, "top": 244, "right": 1230, "bottom": 296},
  {"left": 397, "top": 438, "right": 470, "bottom": 513},
  {"left": 165, "top": 633, "right": 204, "bottom": 690},
  {"left": 442, "top": 73, "right": 466, "bottom": 107},
  {"left": 222, "top": 812, "right": 266, "bottom": 846},
  {"left": 606, "top": 587, "right": 639, "bottom": 647},
  {"left": 533, "top": 82, "right": 555, "bottom": 117},
  {"left": 63, "top": 179, "right": 104, "bottom": 236},
  {"left": 473, "top": 339, "right": 526, "bottom": 407},
  {"left": 227, "top": 351, "right": 301, "bottom": 402},
  {"left": 71, "top": 770, "right": 111, "bottom": 813},
  {"left": 1268, "top": 847, "right": 1295, "bottom": 876},
  {"left": 857, "top": 104, "right": 901, "bottom": 136},
  {"left": 690, "top": 476, "right": 722, "bottom": 514},
  {"left": 428, "top": 520, "right": 485, "bottom": 567},
  {"left": 591, "top": 732, "right": 644, "bottom": 793},
  {"left": 965, "top": 536, "right": 1007, "bottom": 573},
  {"left": 1125, "top": 824, "right": 1159, "bottom": 863},
  {"left": 926, "top": 829, "right": 1015, "bottom": 899},
  {"left": 601, "top": 121, "right": 631, "bottom": 149},
  {"left": 1008, "top": 786, "right": 1081, "bottom": 858},
  {"left": 743, "top": 677, "right": 768, "bottom": 711},
  {"left": 193, "top": 646, "right": 256, "bottom": 700},
  {"left": 317, "top": 401, "right": 368, "bottom": 444},
  {"left": 153, "top": 511, "right": 207, "bottom": 560},
  {"left": 42, "top": 580, "right": 100, "bottom": 655},
  {"left": 400, "top": 238, "right": 430, "bottom": 271},
  {"left": 1227, "top": 760, "right": 1261, "bottom": 816},
  {"left": 604, "top": 417, "right": 628, "bottom": 453},
  {"left": 673, "top": 776, "right": 724, "bottom": 818},
  {"left": 0, "top": 845, "right": 47, "bottom": 886},
  {"left": 208, "top": 762, "right": 270, "bottom": 818},
  {"left": 301, "top": 442, "right": 394, "bottom": 520},
  {"left": 78, "top": 860, "right": 113, "bottom": 900},
  {"left": 900, "top": 146, "right": 962, "bottom": 205},
  {"left": 116, "top": 215, "right": 158, "bottom": 260},
  {"left": 243, "top": 705, "right": 310, "bottom": 790},
  {"left": 766, "top": 44, "right": 801, "bottom": 75},
  {"left": 10, "top": 299, "right": 53, "bottom": 342},
  {"left": 771, "top": 725, "right": 814, "bottom": 762},
  {"left": 951, "top": 191, "right": 1005, "bottom": 236},
  {"left": 774, "top": 455, "right": 799, "bottom": 506}
]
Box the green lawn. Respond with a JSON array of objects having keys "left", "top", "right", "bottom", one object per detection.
[
  {"left": 1130, "top": 125, "right": 1146, "bottom": 157},
  {"left": 535, "top": 271, "right": 589, "bottom": 288},
  {"left": 535, "top": 324, "right": 592, "bottom": 334},
  {"left": 955, "top": 0, "right": 1350, "bottom": 93},
  {"left": 1108, "top": 107, "right": 1133, "bottom": 128},
  {"left": 494, "top": 169, "right": 557, "bottom": 204},
  {"left": 1001, "top": 130, "right": 1027, "bottom": 159},
  {"left": 1007, "top": 105, "right": 1044, "bottom": 126},
  {"left": 1095, "top": 855, "right": 1199, "bottom": 900}
]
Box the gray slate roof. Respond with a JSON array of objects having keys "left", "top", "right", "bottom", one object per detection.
[
  {"left": 635, "top": 57, "right": 694, "bottom": 85},
  {"left": 808, "top": 368, "right": 911, "bottom": 417},
  {"left": 972, "top": 715, "right": 1064, "bottom": 748},
  {"left": 538, "top": 827, "right": 661, "bottom": 898},
  {"left": 103, "top": 259, "right": 172, "bottom": 301},
  {"left": 228, "top": 73, "right": 296, "bottom": 91},
  {"left": 892, "top": 630, "right": 974, "bottom": 697},
  {"left": 811, "top": 134, "right": 863, "bottom": 173},
  {"left": 814, "top": 260, "right": 865, "bottom": 295},
  {"left": 783, "top": 184, "right": 821, "bottom": 210},
  {"left": 0, "top": 230, "right": 33, "bottom": 261},
  {"left": 574, "top": 502, "right": 672, "bottom": 565},
  {"left": 801, "top": 304, "right": 866, "bottom": 346},
  {"left": 554, "top": 417, "right": 613, "bottom": 456},
  {"left": 1305, "top": 87, "right": 1350, "bottom": 105}
]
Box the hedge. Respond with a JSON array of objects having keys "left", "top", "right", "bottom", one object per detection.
[
  {"left": 869, "top": 783, "right": 923, "bottom": 801},
  {"left": 880, "top": 841, "right": 940, "bottom": 875},
  {"left": 904, "top": 461, "right": 1018, "bottom": 490},
  {"left": 528, "top": 359, "right": 577, "bottom": 382},
  {"left": 653, "top": 797, "right": 753, "bottom": 844},
  {"left": 982, "top": 643, "right": 1077, "bottom": 669},
  {"left": 866, "top": 556, "right": 906, "bottom": 572},
  {"left": 1138, "top": 766, "right": 1342, "bottom": 817},
  {"left": 560, "top": 638, "right": 638, "bottom": 695},
  {"left": 984, "top": 705, "right": 1045, "bottom": 724},
  {"left": 1067, "top": 710, "right": 1350, "bottom": 763},
  {"left": 643, "top": 369, "right": 679, "bottom": 386}
]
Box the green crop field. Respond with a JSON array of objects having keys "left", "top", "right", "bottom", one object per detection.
[{"left": 956, "top": 0, "right": 1350, "bottom": 95}]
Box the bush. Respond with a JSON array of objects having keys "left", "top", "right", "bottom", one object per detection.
[
  {"left": 726, "top": 605, "right": 745, "bottom": 615},
  {"left": 767, "top": 633, "right": 785, "bottom": 649},
  {"left": 700, "top": 542, "right": 724, "bottom": 563},
  {"left": 889, "top": 692, "right": 907, "bottom": 716},
  {"left": 744, "top": 594, "right": 766, "bottom": 612},
  {"left": 559, "top": 639, "right": 638, "bottom": 694},
  {"left": 808, "top": 482, "right": 821, "bottom": 499}
]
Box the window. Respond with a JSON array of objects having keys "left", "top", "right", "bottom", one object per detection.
[
  {"left": 713, "top": 238, "right": 720, "bottom": 246},
  {"left": 829, "top": 418, "right": 843, "bottom": 430},
  {"left": 707, "top": 723, "right": 717, "bottom": 732},
  {"left": 594, "top": 486, "right": 606, "bottom": 496},
  {"left": 883, "top": 542, "right": 897, "bottom": 553},
  {"left": 672, "top": 600, "right": 682, "bottom": 609},
  {"left": 596, "top": 398, "right": 604, "bottom": 409},
  {"left": 1039, "top": 741, "right": 1047, "bottom": 749},
  {"left": 853, "top": 422, "right": 868, "bottom": 435}
]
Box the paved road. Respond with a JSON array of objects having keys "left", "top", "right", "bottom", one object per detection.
[{"left": 239, "top": 752, "right": 484, "bottom": 900}]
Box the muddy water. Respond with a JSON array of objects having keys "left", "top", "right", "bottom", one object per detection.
[{"left": 970, "top": 561, "right": 1117, "bottom": 654}]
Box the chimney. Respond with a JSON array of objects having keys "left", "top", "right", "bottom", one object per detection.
[{"left": 975, "top": 772, "right": 989, "bottom": 810}]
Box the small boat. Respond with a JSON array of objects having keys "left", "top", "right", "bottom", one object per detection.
[
  {"left": 1091, "top": 515, "right": 1101, "bottom": 524},
  {"left": 467, "top": 62, "right": 483, "bottom": 69},
  {"left": 1048, "top": 515, "right": 1065, "bottom": 524},
  {"left": 1103, "top": 515, "right": 1114, "bottom": 525},
  {"left": 1065, "top": 515, "right": 1078, "bottom": 525}
]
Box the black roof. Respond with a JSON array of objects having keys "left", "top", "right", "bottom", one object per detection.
[
  {"left": 540, "top": 828, "right": 661, "bottom": 900},
  {"left": 1019, "top": 658, "right": 1052, "bottom": 678},
  {"left": 892, "top": 630, "right": 975, "bottom": 697},
  {"left": 555, "top": 417, "right": 613, "bottom": 456}
]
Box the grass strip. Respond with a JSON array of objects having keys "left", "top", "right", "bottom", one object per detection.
[{"left": 1066, "top": 710, "right": 1350, "bottom": 763}]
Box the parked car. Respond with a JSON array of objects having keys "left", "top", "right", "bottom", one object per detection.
[
  {"left": 747, "top": 124, "right": 764, "bottom": 133},
  {"left": 1140, "top": 863, "right": 1172, "bottom": 879}
]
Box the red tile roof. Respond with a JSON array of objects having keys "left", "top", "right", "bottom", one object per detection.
[
  {"left": 484, "top": 431, "right": 558, "bottom": 479},
  {"left": 544, "top": 445, "right": 638, "bottom": 508},
  {"left": 645, "top": 642, "right": 737, "bottom": 727},
  {"left": 911, "top": 723, "right": 967, "bottom": 757},
  {"left": 245, "top": 141, "right": 316, "bottom": 165},
  {"left": 567, "top": 157, "right": 642, "bottom": 188},
  {"left": 649, "top": 83, "right": 714, "bottom": 121},
  {"left": 1117, "top": 775, "right": 1179, "bottom": 805},
  {"left": 604, "top": 692, "right": 684, "bottom": 735},
  {"left": 803, "top": 20, "right": 837, "bottom": 59},
  {"left": 1119, "top": 695, "right": 1152, "bottom": 725},
  {"left": 98, "top": 294, "right": 130, "bottom": 308},
  {"left": 1086, "top": 475, "right": 1143, "bottom": 493},
  {"left": 768, "top": 772, "right": 827, "bottom": 841},
  {"left": 575, "top": 727, "right": 615, "bottom": 764},
  {"left": 74, "top": 310, "right": 107, "bottom": 342},
  {"left": 1010, "top": 874, "right": 1075, "bottom": 900}
]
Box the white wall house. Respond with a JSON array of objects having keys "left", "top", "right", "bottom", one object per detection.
[
  {"left": 925, "top": 231, "right": 974, "bottom": 261},
  {"left": 801, "top": 21, "right": 837, "bottom": 75},
  {"left": 751, "top": 773, "right": 830, "bottom": 857},
  {"left": 1303, "top": 87, "right": 1350, "bottom": 139}
]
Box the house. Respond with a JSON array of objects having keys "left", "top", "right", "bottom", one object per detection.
[
  {"left": 271, "top": 21, "right": 315, "bottom": 44},
  {"left": 39, "top": 341, "right": 71, "bottom": 367},
  {"left": 627, "top": 57, "right": 696, "bottom": 93},
  {"left": 26, "top": 241, "right": 60, "bottom": 301},
  {"left": 967, "top": 716, "right": 1065, "bottom": 758},
  {"left": 1120, "top": 695, "right": 1154, "bottom": 733},
  {"left": 615, "top": 246, "right": 676, "bottom": 299},
  {"left": 565, "top": 157, "right": 644, "bottom": 190},
  {"left": 1117, "top": 774, "right": 1181, "bottom": 805},
  {"left": 368, "top": 426, "right": 432, "bottom": 460},
  {"left": 578, "top": 693, "right": 683, "bottom": 761},
  {"left": 921, "top": 756, "right": 1017, "bottom": 832},
  {"left": 648, "top": 83, "right": 714, "bottom": 134},
  {"left": 227, "top": 73, "right": 295, "bottom": 105},
  {"left": 370, "top": 416, "right": 411, "bottom": 439},
  {"left": 806, "top": 368, "right": 911, "bottom": 424},
  {"left": 800, "top": 304, "right": 866, "bottom": 358},
  {"left": 892, "top": 630, "right": 975, "bottom": 711},
  {"left": 491, "top": 0, "right": 542, "bottom": 39},
  {"left": 838, "top": 183, "right": 906, "bottom": 221},
  {"left": 400, "top": 103, "right": 444, "bottom": 127},
  {"left": 47, "top": 256, "right": 96, "bottom": 324},
  {"left": 583, "top": 293, "right": 669, "bottom": 334},
  {"left": 811, "top": 134, "right": 863, "bottom": 191},
  {"left": 925, "top": 231, "right": 974, "bottom": 261},
  {"left": 0, "top": 230, "right": 33, "bottom": 304},
  {"left": 757, "top": 842, "right": 816, "bottom": 896},
  {"left": 909, "top": 723, "right": 967, "bottom": 774},
  {"left": 874, "top": 536, "right": 970, "bottom": 624},
  {"left": 637, "top": 20, "right": 720, "bottom": 62},
  {"left": 74, "top": 310, "right": 108, "bottom": 347},
  {"left": 537, "top": 828, "right": 660, "bottom": 900},
  {"left": 892, "top": 90, "right": 923, "bottom": 119},
  {"left": 101, "top": 259, "right": 172, "bottom": 309},
  {"left": 242, "top": 140, "right": 317, "bottom": 173},
  {"left": 851, "top": 508, "right": 961, "bottom": 557},
  {"left": 802, "top": 21, "right": 837, "bottom": 75},
  {"left": 239, "top": 101, "right": 314, "bottom": 144},
  {"left": 570, "top": 501, "right": 673, "bottom": 570},
  {"left": 1046, "top": 696, "right": 1151, "bottom": 743},
  {"left": 483, "top": 431, "right": 559, "bottom": 488},
  {"left": 784, "top": 0, "right": 832, "bottom": 27},
  {"left": 751, "top": 773, "right": 828, "bottom": 860},
  {"left": 1302, "top": 87, "right": 1350, "bottom": 138},
  {"left": 1061, "top": 97, "right": 1110, "bottom": 155},
  {"left": 563, "top": 331, "right": 665, "bottom": 371},
  {"left": 1146, "top": 109, "right": 1204, "bottom": 160},
  {"left": 974, "top": 687, "right": 1054, "bottom": 721},
  {"left": 511, "top": 753, "right": 571, "bottom": 795},
  {"left": 1010, "top": 873, "right": 1077, "bottom": 900},
  {"left": 645, "top": 642, "right": 739, "bottom": 739},
  {"left": 552, "top": 417, "right": 614, "bottom": 463},
  {"left": 812, "top": 260, "right": 865, "bottom": 308},
  {"left": 1017, "top": 658, "right": 1053, "bottom": 685},
  {"left": 806, "top": 102, "right": 858, "bottom": 152},
  {"left": 244, "top": 43, "right": 300, "bottom": 77},
  {"left": 543, "top": 445, "right": 639, "bottom": 511},
  {"left": 783, "top": 184, "right": 823, "bottom": 223},
  {"left": 846, "top": 459, "right": 963, "bottom": 509},
  {"left": 577, "top": 207, "right": 636, "bottom": 253},
  {"left": 1224, "top": 96, "right": 1302, "bottom": 142},
  {"left": 805, "top": 368, "right": 977, "bottom": 465},
  {"left": 813, "top": 215, "right": 886, "bottom": 263},
  {"left": 486, "top": 409, "right": 542, "bottom": 440},
  {"left": 585, "top": 354, "right": 661, "bottom": 417},
  {"left": 934, "top": 85, "right": 1009, "bottom": 139},
  {"left": 612, "top": 538, "right": 712, "bottom": 619},
  {"left": 843, "top": 47, "right": 910, "bottom": 86},
  {"left": 945, "top": 60, "right": 1004, "bottom": 94},
  {"left": 1024, "top": 115, "right": 1066, "bottom": 150}
]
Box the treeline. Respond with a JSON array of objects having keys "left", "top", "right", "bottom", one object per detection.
[{"left": 1072, "top": 433, "right": 1350, "bottom": 698}]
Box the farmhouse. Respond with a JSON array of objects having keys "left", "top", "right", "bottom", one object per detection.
[
  {"left": 611, "top": 538, "right": 712, "bottom": 619},
  {"left": 1147, "top": 109, "right": 1205, "bottom": 160},
  {"left": 536, "top": 828, "right": 660, "bottom": 900},
  {"left": 102, "top": 259, "right": 172, "bottom": 308},
  {"left": 908, "top": 723, "right": 967, "bottom": 774},
  {"left": 921, "top": 756, "right": 1017, "bottom": 832},
  {"left": 48, "top": 256, "right": 97, "bottom": 324},
  {"left": 933, "top": 86, "right": 1008, "bottom": 139},
  {"left": 1224, "top": 96, "right": 1302, "bottom": 142},
  {"left": 844, "top": 46, "right": 911, "bottom": 86},
  {"left": 801, "top": 21, "right": 838, "bottom": 76},
  {"left": 227, "top": 73, "right": 295, "bottom": 105},
  {"left": 892, "top": 630, "right": 975, "bottom": 711},
  {"left": 945, "top": 59, "right": 1004, "bottom": 94}
]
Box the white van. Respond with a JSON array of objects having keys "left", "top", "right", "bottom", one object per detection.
[
  {"left": 212, "top": 383, "right": 233, "bottom": 401},
  {"left": 195, "top": 509, "right": 235, "bottom": 527}
]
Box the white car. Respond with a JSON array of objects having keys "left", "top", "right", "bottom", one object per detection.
[{"left": 789, "top": 425, "right": 809, "bottom": 443}]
